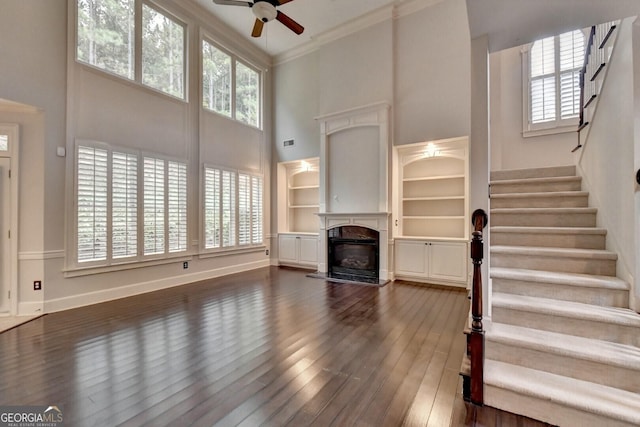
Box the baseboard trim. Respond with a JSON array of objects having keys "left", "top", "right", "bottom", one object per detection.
[
  {"left": 18, "top": 301, "right": 45, "bottom": 316},
  {"left": 44, "top": 260, "right": 270, "bottom": 313}
]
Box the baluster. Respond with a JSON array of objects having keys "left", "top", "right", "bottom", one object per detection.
[{"left": 469, "top": 208, "right": 488, "bottom": 405}]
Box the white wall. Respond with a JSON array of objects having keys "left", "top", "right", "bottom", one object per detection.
[
  {"left": 578, "top": 17, "right": 637, "bottom": 308},
  {"left": 394, "top": 0, "right": 471, "bottom": 146},
  {"left": 489, "top": 46, "right": 576, "bottom": 171},
  {"left": 0, "top": 0, "right": 274, "bottom": 314}
]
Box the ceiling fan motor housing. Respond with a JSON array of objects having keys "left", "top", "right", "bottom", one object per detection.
[{"left": 252, "top": 1, "right": 277, "bottom": 22}]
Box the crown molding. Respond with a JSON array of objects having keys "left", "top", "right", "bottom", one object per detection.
[{"left": 273, "top": 0, "right": 445, "bottom": 65}]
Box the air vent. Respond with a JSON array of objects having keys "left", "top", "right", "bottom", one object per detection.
[{"left": 283, "top": 139, "right": 294, "bottom": 147}]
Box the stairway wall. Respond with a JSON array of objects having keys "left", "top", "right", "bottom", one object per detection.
[{"left": 577, "top": 17, "right": 638, "bottom": 310}]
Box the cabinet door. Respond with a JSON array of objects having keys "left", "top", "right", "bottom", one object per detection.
[
  {"left": 429, "top": 242, "right": 467, "bottom": 283},
  {"left": 395, "top": 240, "right": 427, "bottom": 276},
  {"left": 298, "top": 236, "right": 318, "bottom": 265},
  {"left": 278, "top": 235, "right": 298, "bottom": 264}
]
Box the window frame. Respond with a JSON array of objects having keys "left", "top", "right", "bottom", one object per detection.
[
  {"left": 521, "top": 29, "right": 586, "bottom": 138},
  {"left": 73, "top": 140, "right": 189, "bottom": 269},
  {"left": 202, "top": 164, "right": 264, "bottom": 253},
  {"left": 75, "top": 0, "right": 188, "bottom": 101},
  {"left": 201, "top": 36, "right": 263, "bottom": 129}
]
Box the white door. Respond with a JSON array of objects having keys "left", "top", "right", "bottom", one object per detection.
[
  {"left": 278, "top": 234, "right": 298, "bottom": 264},
  {"left": 430, "top": 242, "right": 467, "bottom": 283},
  {"left": 0, "top": 157, "right": 10, "bottom": 313},
  {"left": 298, "top": 236, "right": 318, "bottom": 265}
]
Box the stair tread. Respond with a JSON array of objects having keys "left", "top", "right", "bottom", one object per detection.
[
  {"left": 490, "top": 166, "right": 576, "bottom": 181},
  {"left": 490, "top": 176, "right": 581, "bottom": 185},
  {"left": 490, "top": 267, "right": 628, "bottom": 290},
  {"left": 491, "top": 191, "right": 588, "bottom": 199},
  {"left": 485, "top": 360, "right": 640, "bottom": 425},
  {"left": 486, "top": 322, "right": 640, "bottom": 370},
  {"left": 491, "top": 207, "right": 597, "bottom": 214},
  {"left": 491, "top": 226, "right": 606, "bottom": 235},
  {"left": 492, "top": 293, "right": 640, "bottom": 326},
  {"left": 491, "top": 245, "right": 617, "bottom": 259}
]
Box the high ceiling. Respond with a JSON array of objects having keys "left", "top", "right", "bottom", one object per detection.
[
  {"left": 194, "top": 0, "right": 401, "bottom": 57},
  {"left": 193, "top": 0, "right": 640, "bottom": 60}
]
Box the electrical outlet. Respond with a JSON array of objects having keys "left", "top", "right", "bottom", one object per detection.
[
  {"left": 183, "top": 261, "right": 189, "bottom": 269},
  {"left": 265, "top": 249, "right": 269, "bottom": 256},
  {"left": 33, "top": 280, "right": 42, "bottom": 290}
]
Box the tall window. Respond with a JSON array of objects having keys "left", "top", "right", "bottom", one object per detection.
[
  {"left": 76, "top": 0, "right": 186, "bottom": 99},
  {"left": 202, "top": 39, "right": 261, "bottom": 128},
  {"left": 524, "top": 29, "right": 585, "bottom": 134},
  {"left": 142, "top": 4, "right": 185, "bottom": 98},
  {"left": 76, "top": 143, "right": 187, "bottom": 266},
  {"left": 204, "top": 166, "right": 263, "bottom": 250},
  {"left": 77, "top": 0, "right": 135, "bottom": 80}
]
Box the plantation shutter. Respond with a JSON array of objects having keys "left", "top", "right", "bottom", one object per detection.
[
  {"left": 204, "top": 167, "right": 221, "bottom": 249},
  {"left": 530, "top": 36, "right": 556, "bottom": 123},
  {"left": 112, "top": 151, "right": 137, "bottom": 259},
  {"left": 144, "top": 157, "right": 165, "bottom": 255},
  {"left": 251, "top": 175, "right": 262, "bottom": 244},
  {"left": 238, "top": 173, "right": 251, "bottom": 245},
  {"left": 559, "top": 30, "right": 584, "bottom": 119},
  {"left": 168, "top": 161, "right": 187, "bottom": 252},
  {"left": 221, "top": 170, "right": 236, "bottom": 247},
  {"left": 77, "top": 145, "right": 108, "bottom": 262}
]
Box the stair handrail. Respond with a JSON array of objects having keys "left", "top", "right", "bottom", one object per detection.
[
  {"left": 575, "top": 21, "right": 619, "bottom": 152},
  {"left": 469, "top": 208, "right": 488, "bottom": 405}
]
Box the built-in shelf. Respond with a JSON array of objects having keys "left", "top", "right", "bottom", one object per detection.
[{"left": 277, "top": 158, "right": 320, "bottom": 235}]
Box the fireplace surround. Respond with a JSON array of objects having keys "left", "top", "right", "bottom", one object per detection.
[{"left": 314, "top": 102, "right": 392, "bottom": 284}]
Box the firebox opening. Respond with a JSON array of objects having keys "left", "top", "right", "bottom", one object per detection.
[{"left": 328, "top": 226, "right": 379, "bottom": 284}]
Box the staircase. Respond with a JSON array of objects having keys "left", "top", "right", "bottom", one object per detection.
[{"left": 485, "top": 165, "right": 640, "bottom": 427}]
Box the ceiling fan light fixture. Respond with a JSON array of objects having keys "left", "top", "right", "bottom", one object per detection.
[{"left": 252, "top": 2, "right": 277, "bottom": 22}]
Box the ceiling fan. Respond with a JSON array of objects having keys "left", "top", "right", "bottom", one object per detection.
[{"left": 212, "top": 0, "right": 304, "bottom": 38}]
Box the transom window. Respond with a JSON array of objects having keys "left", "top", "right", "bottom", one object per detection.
[
  {"left": 76, "top": 0, "right": 186, "bottom": 99},
  {"left": 202, "top": 39, "right": 261, "bottom": 128},
  {"left": 76, "top": 143, "right": 187, "bottom": 265},
  {"left": 523, "top": 29, "right": 585, "bottom": 135}
]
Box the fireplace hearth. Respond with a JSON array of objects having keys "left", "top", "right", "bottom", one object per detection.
[{"left": 328, "top": 226, "right": 379, "bottom": 284}]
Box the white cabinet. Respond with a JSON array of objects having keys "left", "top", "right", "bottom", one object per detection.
[
  {"left": 278, "top": 234, "right": 318, "bottom": 268},
  {"left": 395, "top": 239, "right": 467, "bottom": 286}
]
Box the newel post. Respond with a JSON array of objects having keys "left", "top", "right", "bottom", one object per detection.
[{"left": 469, "top": 208, "right": 488, "bottom": 405}]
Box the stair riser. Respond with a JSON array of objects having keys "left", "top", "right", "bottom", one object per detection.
[
  {"left": 490, "top": 166, "right": 577, "bottom": 181},
  {"left": 491, "top": 253, "right": 616, "bottom": 276},
  {"left": 492, "top": 278, "right": 629, "bottom": 307},
  {"left": 486, "top": 342, "right": 640, "bottom": 393},
  {"left": 491, "top": 196, "right": 588, "bottom": 209},
  {"left": 491, "top": 307, "right": 640, "bottom": 346},
  {"left": 485, "top": 384, "right": 638, "bottom": 427},
  {"left": 491, "top": 212, "right": 596, "bottom": 227},
  {"left": 491, "top": 231, "right": 605, "bottom": 249},
  {"left": 491, "top": 181, "right": 581, "bottom": 194}
]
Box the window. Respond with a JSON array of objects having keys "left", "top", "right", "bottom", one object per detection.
[
  {"left": 77, "top": 0, "right": 135, "bottom": 80},
  {"left": 202, "top": 41, "right": 232, "bottom": 117},
  {"left": 76, "top": 0, "right": 186, "bottom": 99},
  {"left": 142, "top": 4, "right": 185, "bottom": 98},
  {"left": 76, "top": 143, "right": 188, "bottom": 266},
  {"left": 202, "top": 39, "right": 261, "bottom": 127},
  {"left": 204, "top": 166, "right": 263, "bottom": 250},
  {"left": 524, "top": 29, "right": 585, "bottom": 135},
  {"left": 235, "top": 62, "right": 260, "bottom": 127}
]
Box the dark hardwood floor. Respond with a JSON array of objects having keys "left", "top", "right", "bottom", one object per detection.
[{"left": 0, "top": 267, "right": 552, "bottom": 426}]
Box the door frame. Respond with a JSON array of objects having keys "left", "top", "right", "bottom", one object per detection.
[{"left": 0, "top": 124, "right": 19, "bottom": 315}]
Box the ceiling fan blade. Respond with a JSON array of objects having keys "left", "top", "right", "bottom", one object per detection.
[
  {"left": 276, "top": 0, "right": 295, "bottom": 5},
  {"left": 212, "top": 0, "right": 252, "bottom": 7},
  {"left": 251, "top": 19, "right": 264, "bottom": 37},
  {"left": 276, "top": 11, "right": 304, "bottom": 35}
]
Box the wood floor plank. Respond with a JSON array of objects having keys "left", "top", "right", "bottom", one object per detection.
[{"left": 0, "top": 267, "right": 551, "bottom": 427}]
